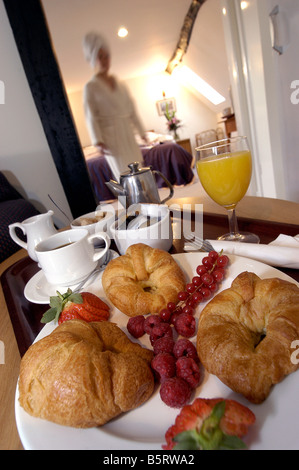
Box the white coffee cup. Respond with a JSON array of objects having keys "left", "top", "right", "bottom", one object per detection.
[
  {"left": 109, "top": 204, "right": 173, "bottom": 255},
  {"left": 34, "top": 228, "right": 110, "bottom": 286}
]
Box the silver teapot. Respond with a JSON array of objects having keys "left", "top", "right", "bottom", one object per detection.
[{"left": 105, "top": 162, "right": 174, "bottom": 207}]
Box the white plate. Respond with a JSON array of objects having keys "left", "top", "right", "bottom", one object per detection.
[
  {"left": 16, "top": 253, "right": 299, "bottom": 450},
  {"left": 24, "top": 250, "right": 119, "bottom": 304}
]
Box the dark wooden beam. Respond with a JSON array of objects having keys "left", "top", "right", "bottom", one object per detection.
[
  {"left": 3, "top": 0, "right": 97, "bottom": 218},
  {"left": 166, "top": 0, "right": 207, "bottom": 74}
]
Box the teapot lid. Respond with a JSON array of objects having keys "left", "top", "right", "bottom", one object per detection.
[{"left": 120, "top": 162, "right": 151, "bottom": 178}]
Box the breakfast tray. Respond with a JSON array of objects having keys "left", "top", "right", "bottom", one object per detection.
[{"left": 1, "top": 256, "right": 47, "bottom": 356}]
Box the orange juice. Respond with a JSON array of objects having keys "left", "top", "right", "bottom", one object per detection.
[{"left": 196, "top": 150, "right": 252, "bottom": 209}]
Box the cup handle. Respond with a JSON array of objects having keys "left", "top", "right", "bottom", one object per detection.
[
  {"left": 88, "top": 232, "right": 111, "bottom": 262},
  {"left": 8, "top": 223, "right": 28, "bottom": 250}
]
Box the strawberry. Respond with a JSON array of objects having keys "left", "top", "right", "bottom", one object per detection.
[
  {"left": 71, "top": 292, "right": 110, "bottom": 322},
  {"left": 58, "top": 307, "right": 82, "bottom": 325},
  {"left": 41, "top": 289, "right": 110, "bottom": 325},
  {"left": 163, "top": 398, "right": 255, "bottom": 450}
]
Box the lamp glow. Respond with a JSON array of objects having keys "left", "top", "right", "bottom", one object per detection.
[{"left": 118, "top": 27, "right": 128, "bottom": 38}]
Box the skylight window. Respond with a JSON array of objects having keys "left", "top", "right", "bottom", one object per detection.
[{"left": 173, "top": 65, "right": 226, "bottom": 106}]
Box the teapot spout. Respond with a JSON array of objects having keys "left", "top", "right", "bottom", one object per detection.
[{"left": 105, "top": 180, "right": 126, "bottom": 198}]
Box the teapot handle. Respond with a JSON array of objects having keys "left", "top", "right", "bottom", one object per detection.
[{"left": 153, "top": 171, "right": 174, "bottom": 203}]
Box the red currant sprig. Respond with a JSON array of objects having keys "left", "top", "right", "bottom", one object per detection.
[{"left": 160, "top": 251, "right": 229, "bottom": 323}]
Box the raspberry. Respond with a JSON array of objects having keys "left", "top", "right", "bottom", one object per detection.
[
  {"left": 176, "top": 357, "right": 201, "bottom": 389},
  {"left": 127, "top": 315, "right": 145, "bottom": 338},
  {"left": 144, "top": 315, "right": 162, "bottom": 334},
  {"left": 159, "top": 377, "right": 192, "bottom": 408},
  {"left": 174, "top": 313, "right": 196, "bottom": 338},
  {"left": 173, "top": 338, "right": 199, "bottom": 363},
  {"left": 149, "top": 322, "right": 173, "bottom": 345},
  {"left": 153, "top": 336, "right": 175, "bottom": 355},
  {"left": 151, "top": 353, "right": 176, "bottom": 382}
]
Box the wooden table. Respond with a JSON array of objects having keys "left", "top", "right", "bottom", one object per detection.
[
  {"left": 1, "top": 195, "right": 299, "bottom": 449},
  {"left": 0, "top": 250, "right": 26, "bottom": 450}
]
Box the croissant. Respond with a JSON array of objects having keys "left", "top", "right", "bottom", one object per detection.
[
  {"left": 102, "top": 243, "right": 186, "bottom": 316},
  {"left": 19, "top": 320, "right": 154, "bottom": 427},
  {"left": 197, "top": 271, "right": 299, "bottom": 404}
]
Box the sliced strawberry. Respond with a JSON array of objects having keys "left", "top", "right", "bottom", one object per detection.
[
  {"left": 81, "top": 292, "right": 110, "bottom": 312},
  {"left": 58, "top": 307, "right": 82, "bottom": 325},
  {"left": 71, "top": 292, "right": 110, "bottom": 321},
  {"left": 163, "top": 398, "right": 255, "bottom": 450},
  {"left": 218, "top": 399, "right": 256, "bottom": 437},
  {"left": 164, "top": 404, "right": 200, "bottom": 450}
]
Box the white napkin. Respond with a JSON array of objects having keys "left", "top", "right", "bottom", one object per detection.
[{"left": 207, "top": 234, "right": 299, "bottom": 269}]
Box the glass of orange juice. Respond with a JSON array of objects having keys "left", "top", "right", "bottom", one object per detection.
[{"left": 196, "top": 136, "right": 260, "bottom": 243}]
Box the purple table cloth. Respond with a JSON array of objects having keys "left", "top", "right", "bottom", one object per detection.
[
  {"left": 142, "top": 143, "right": 194, "bottom": 188},
  {"left": 86, "top": 155, "right": 115, "bottom": 201}
]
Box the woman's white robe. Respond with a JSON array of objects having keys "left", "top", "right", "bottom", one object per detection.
[{"left": 83, "top": 75, "right": 145, "bottom": 180}]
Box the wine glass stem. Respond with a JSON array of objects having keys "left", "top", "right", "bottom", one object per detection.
[{"left": 227, "top": 208, "right": 239, "bottom": 236}]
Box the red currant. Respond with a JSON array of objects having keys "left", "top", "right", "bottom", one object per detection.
[
  {"left": 201, "top": 273, "right": 214, "bottom": 285},
  {"left": 208, "top": 250, "right": 219, "bottom": 261},
  {"left": 196, "top": 265, "right": 207, "bottom": 276},
  {"left": 167, "top": 302, "right": 177, "bottom": 312},
  {"left": 200, "top": 287, "right": 212, "bottom": 299},
  {"left": 178, "top": 291, "right": 189, "bottom": 301},
  {"left": 208, "top": 282, "right": 217, "bottom": 293},
  {"left": 186, "top": 283, "right": 196, "bottom": 293},
  {"left": 192, "top": 276, "right": 202, "bottom": 287},
  {"left": 217, "top": 255, "right": 229, "bottom": 268},
  {"left": 182, "top": 305, "right": 194, "bottom": 315},
  {"left": 192, "top": 291, "right": 203, "bottom": 304},
  {"left": 159, "top": 308, "right": 172, "bottom": 322},
  {"left": 202, "top": 256, "right": 213, "bottom": 270},
  {"left": 170, "top": 311, "right": 181, "bottom": 327},
  {"left": 186, "top": 297, "right": 196, "bottom": 308},
  {"left": 213, "top": 268, "right": 224, "bottom": 282}
]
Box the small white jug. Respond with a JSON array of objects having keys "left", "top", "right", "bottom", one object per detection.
[{"left": 9, "top": 210, "right": 57, "bottom": 262}]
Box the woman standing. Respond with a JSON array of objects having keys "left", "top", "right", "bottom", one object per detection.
[{"left": 83, "top": 32, "right": 147, "bottom": 180}]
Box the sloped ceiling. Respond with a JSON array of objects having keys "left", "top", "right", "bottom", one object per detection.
[{"left": 41, "top": 0, "right": 230, "bottom": 112}]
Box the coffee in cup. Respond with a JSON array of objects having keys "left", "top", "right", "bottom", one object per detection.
[{"left": 34, "top": 228, "right": 110, "bottom": 286}]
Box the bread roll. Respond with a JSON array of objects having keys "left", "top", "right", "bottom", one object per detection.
[
  {"left": 197, "top": 272, "right": 299, "bottom": 404},
  {"left": 102, "top": 243, "right": 186, "bottom": 316},
  {"left": 19, "top": 320, "right": 154, "bottom": 427}
]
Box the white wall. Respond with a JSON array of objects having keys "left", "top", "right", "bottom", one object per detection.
[
  {"left": 68, "top": 70, "right": 220, "bottom": 156},
  {"left": 268, "top": 0, "right": 299, "bottom": 203},
  {"left": 221, "top": 0, "right": 299, "bottom": 203},
  {"left": 0, "top": 0, "right": 72, "bottom": 228}
]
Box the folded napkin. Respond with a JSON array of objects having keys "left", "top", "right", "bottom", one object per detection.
[{"left": 207, "top": 234, "right": 299, "bottom": 269}]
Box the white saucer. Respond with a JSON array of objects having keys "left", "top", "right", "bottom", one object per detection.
[{"left": 24, "top": 250, "right": 119, "bottom": 304}]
